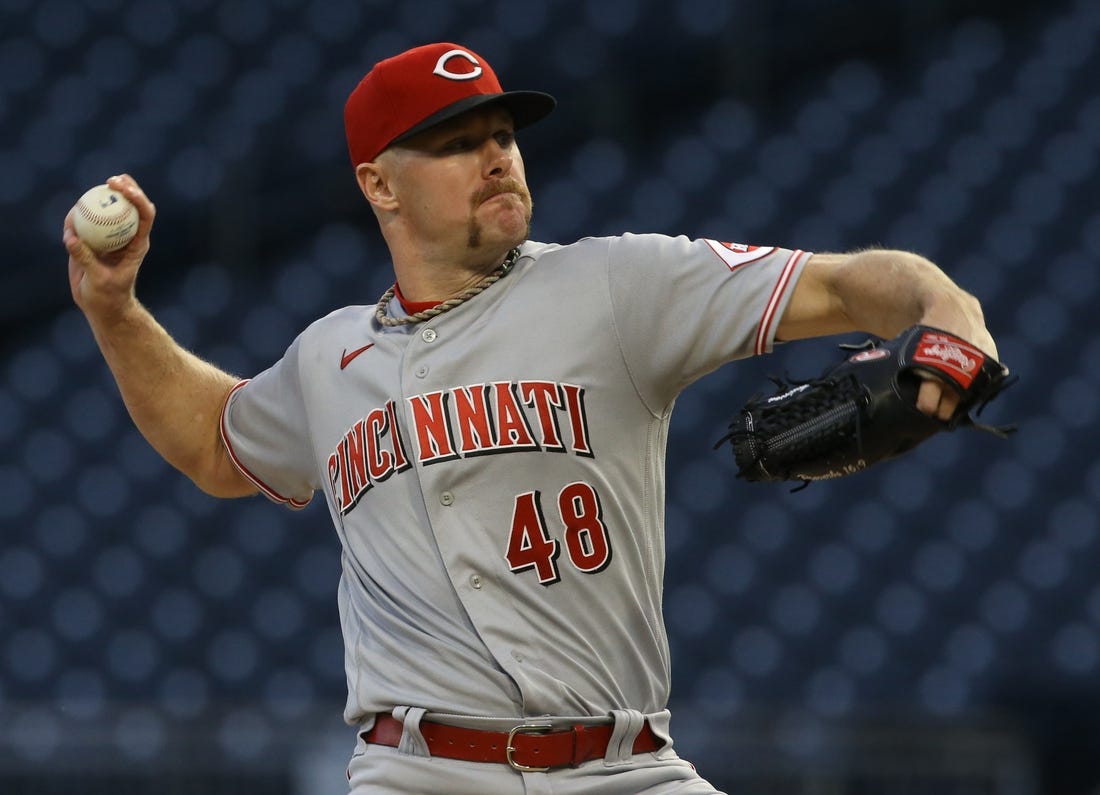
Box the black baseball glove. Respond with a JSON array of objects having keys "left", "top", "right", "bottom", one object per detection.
[{"left": 716, "top": 325, "right": 1015, "bottom": 484}]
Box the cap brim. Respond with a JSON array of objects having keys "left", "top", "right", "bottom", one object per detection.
[{"left": 390, "top": 90, "right": 556, "bottom": 147}]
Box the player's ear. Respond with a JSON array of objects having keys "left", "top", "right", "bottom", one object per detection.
[{"left": 356, "top": 161, "right": 399, "bottom": 211}]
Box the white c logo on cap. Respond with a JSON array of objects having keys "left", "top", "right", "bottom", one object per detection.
[{"left": 432, "top": 49, "right": 483, "bottom": 81}]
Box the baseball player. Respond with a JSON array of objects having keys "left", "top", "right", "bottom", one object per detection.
[{"left": 63, "top": 42, "right": 998, "bottom": 794}]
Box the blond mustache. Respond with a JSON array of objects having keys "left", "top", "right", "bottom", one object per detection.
[{"left": 473, "top": 179, "right": 531, "bottom": 208}]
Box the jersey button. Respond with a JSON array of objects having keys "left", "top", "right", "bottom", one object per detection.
[
  {"left": 440, "top": 491, "right": 455, "bottom": 506},
  {"left": 470, "top": 574, "right": 483, "bottom": 590},
  {"left": 415, "top": 365, "right": 429, "bottom": 378},
  {"left": 421, "top": 328, "right": 438, "bottom": 343}
]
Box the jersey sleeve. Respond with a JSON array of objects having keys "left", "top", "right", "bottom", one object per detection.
[
  {"left": 219, "top": 336, "right": 317, "bottom": 509},
  {"left": 606, "top": 233, "right": 810, "bottom": 411}
]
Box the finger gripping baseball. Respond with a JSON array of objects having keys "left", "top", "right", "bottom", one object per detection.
[{"left": 716, "top": 325, "right": 1016, "bottom": 484}]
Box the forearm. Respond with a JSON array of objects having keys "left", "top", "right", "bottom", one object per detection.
[
  {"left": 779, "top": 249, "right": 997, "bottom": 357},
  {"left": 85, "top": 300, "right": 255, "bottom": 498},
  {"left": 836, "top": 250, "right": 983, "bottom": 333},
  {"left": 65, "top": 174, "right": 255, "bottom": 498}
]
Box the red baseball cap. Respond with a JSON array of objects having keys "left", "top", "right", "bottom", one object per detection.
[{"left": 344, "top": 42, "right": 556, "bottom": 166}]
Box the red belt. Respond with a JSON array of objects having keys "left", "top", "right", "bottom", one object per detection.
[{"left": 361, "top": 714, "right": 663, "bottom": 772}]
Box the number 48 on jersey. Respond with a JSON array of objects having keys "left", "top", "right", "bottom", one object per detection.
[{"left": 505, "top": 481, "right": 613, "bottom": 585}]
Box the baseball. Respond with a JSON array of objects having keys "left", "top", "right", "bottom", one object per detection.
[{"left": 72, "top": 184, "right": 139, "bottom": 254}]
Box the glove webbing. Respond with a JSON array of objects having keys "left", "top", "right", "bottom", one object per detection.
[{"left": 716, "top": 375, "right": 867, "bottom": 477}]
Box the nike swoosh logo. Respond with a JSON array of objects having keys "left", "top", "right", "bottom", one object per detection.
[{"left": 340, "top": 343, "right": 375, "bottom": 370}]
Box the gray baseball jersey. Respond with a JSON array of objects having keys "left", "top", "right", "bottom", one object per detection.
[{"left": 220, "top": 233, "right": 809, "bottom": 725}]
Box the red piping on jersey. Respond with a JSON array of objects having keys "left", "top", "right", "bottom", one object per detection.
[
  {"left": 219, "top": 379, "right": 313, "bottom": 509},
  {"left": 755, "top": 249, "right": 809, "bottom": 356}
]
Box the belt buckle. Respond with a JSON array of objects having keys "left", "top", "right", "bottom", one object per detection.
[{"left": 505, "top": 722, "right": 554, "bottom": 772}]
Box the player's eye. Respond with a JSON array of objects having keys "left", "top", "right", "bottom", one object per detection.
[
  {"left": 494, "top": 130, "right": 516, "bottom": 148},
  {"left": 440, "top": 136, "right": 474, "bottom": 153}
]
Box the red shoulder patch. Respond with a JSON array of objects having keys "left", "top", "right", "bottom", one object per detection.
[{"left": 704, "top": 239, "right": 776, "bottom": 271}]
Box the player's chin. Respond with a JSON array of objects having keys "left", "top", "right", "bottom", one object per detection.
[{"left": 485, "top": 210, "right": 532, "bottom": 247}]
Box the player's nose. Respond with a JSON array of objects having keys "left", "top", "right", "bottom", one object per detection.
[{"left": 482, "top": 142, "right": 514, "bottom": 179}]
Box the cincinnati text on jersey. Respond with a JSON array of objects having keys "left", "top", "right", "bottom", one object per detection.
[{"left": 328, "top": 380, "right": 593, "bottom": 515}]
